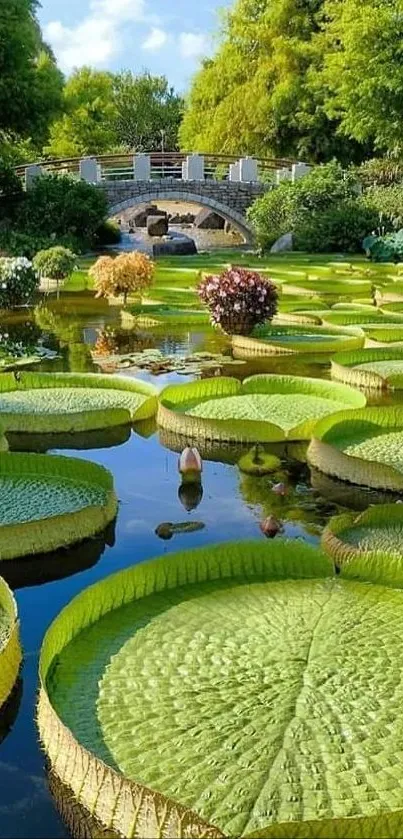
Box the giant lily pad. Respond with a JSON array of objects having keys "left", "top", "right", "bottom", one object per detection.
[
  {"left": 39, "top": 539, "right": 403, "bottom": 838},
  {"left": 0, "top": 452, "right": 117, "bottom": 560},
  {"left": 322, "top": 505, "right": 403, "bottom": 578},
  {"left": 308, "top": 406, "right": 403, "bottom": 490},
  {"left": 0, "top": 371, "right": 157, "bottom": 433},
  {"left": 157, "top": 374, "right": 366, "bottom": 443},
  {"left": 362, "top": 324, "right": 403, "bottom": 346},
  {"left": 0, "top": 576, "right": 20, "bottom": 709},
  {"left": 232, "top": 324, "right": 364, "bottom": 357},
  {"left": 331, "top": 347, "right": 403, "bottom": 390}
]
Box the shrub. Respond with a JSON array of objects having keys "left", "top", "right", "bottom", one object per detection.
[
  {"left": 363, "top": 184, "right": 403, "bottom": 231},
  {"left": 198, "top": 267, "right": 278, "bottom": 335},
  {"left": 294, "top": 200, "right": 379, "bottom": 253},
  {"left": 33, "top": 246, "right": 76, "bottom": 281},
  {"left": 0, "top": 257, "right": 39, "bottom": 308},
  {"left": 358, "top": 158, "right": 403, "bottom": 188},
  {"left": 0, "top": 158, "right": 23, "bottom": 222},
  {"left": 94, "top": 219, "right": 122, "bottom": 246},
  {"left": 20, "top": 174, "right": 108, "bottom": 250},
  {"left": 248, "top": 161, "right": 360, "bottom": 251},
  {"left": 90, "top": 251, "right": 155, "bottom": 304},
  {"left": 363, "top": 230, "right": 403, "bottom": 262}
]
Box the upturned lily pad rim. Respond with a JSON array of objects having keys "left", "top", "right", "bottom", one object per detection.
[
  {"left": 322, "top": 505, "right": 403, "bottom": 584},
  {"left": 331, "top": 347, "right": 403, "bottom": 390},
  {"left": 0, "top": 451, "right": 118, "bottom": 561},
  {"left": 0, "top": 575, "right": 21, "bottom": 709},
  {"left": 38, "top": 539, "right": 403, "bottom": 839},
  {"left": 308, "top": 406, "right": 403, "bottom": 490},
  {"left": 157, "top": 374, "right": 366, "bottom": 443},
  {"left": 232, "top": 324, "right": 365, "bottom": 357},
  {"left": 0, "top": 371, "right": 158, "bottom": 433}
]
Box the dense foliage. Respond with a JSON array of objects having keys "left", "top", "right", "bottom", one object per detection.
[
  {"left": 0, "top": 170, "right": 109, "bottom": 255},
  {"left": 90, "top": 252, "right": 155, "bottom": 304},
  {"left": 198, "top": 268, "right": 278, "bottom": 334},
  {"left": 363, "top": 231, "right": 403, "bottom": 263},
  {"left": 0, "top": 1, "right": 63, "bottom": 156},
  {"left": 45, "top": 68, "right": 184, "bottom": 157},
  {"left": 33, "top": 246, "right": 76, "bottom": 280},
  {"left": 248, "top": 161, "right": 373, "bottom": 251},
  {"left": 0, "top": 256, "right": 39, "bottom": 308}
]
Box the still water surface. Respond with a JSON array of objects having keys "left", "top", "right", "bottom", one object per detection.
[{"left": 0, "top": 303, "right": 400, "bottom": 838}]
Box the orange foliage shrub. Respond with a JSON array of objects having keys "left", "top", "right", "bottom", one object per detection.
[{"left": 90, "top": 251, "right": 155, "bottom": 304}]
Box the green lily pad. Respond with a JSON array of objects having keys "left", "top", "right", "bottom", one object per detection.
[
  {"left": 232, "top": 324, "right": 364, "bottom": 357},
  {"left": 0, "top": 576, "right": 20, "bottom": 710},
  {"left": 308, "top": 406, "right": 403, "bottom": 490},
  {"left": 322, "top": 505, "right": 403, "bottom": 577},
  {"left": 0, "top": 371, "right": 157, "bottom": 433},
  {"left": 158, "top": 374, "right": 366, "bottom": 442},
  {"left": 0, "top": 451, "right": 117, "bottom": 560},
  {"left": 331, "top": 347, "right": 403, "bottom": 390},
  {"left": 39, "top": 539, "right": 403, "bottom": 838}
]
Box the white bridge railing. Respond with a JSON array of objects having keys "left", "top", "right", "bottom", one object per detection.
[{"left": 20, "top": 153, "right": 311, "bottom": 190}]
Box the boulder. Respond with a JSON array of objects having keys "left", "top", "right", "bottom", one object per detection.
[
  {"left": 153, "top": 238, "right": 197, "bottom": 257},
  {"left": 194, "top": 209, "right": 225, "bottom": 230},
  {"left": 132, "top": 204, "right": 165, "bottom": 227},
  {"left": 270, "top": 232, "right": 293, "bottom": 253},
  {"left": 147, "top": 215, "right": 169, "bottom": 236}
]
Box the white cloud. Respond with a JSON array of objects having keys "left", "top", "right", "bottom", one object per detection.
[
  {"left": 45, "top": 0, "right": 149, "bottom": 72},
  {"left": 178, "top": 32, "right": 209, "bottom": 59},
  {"left": 142, "top": 27, "right": 168, "bottom": 52}
]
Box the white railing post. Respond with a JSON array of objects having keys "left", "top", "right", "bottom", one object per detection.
[
  {"left": 183, "top": 154, "right": 204, "bottom": 181},
  {"left": 79, "top": 157, "right": 99, "bottom": 184},
  {"left": 276, "top": 167, "right": 292, "bottom": 185},
  {"left": 292, "top": 162, "right": 312, "bottom": 183},
  {"left": 229, "top": 162, "right": 240, "bottom": 182},
  {"left": 239, "top": 157, "right": 258, "bottom": 183},
  {"left": 134, "top": 154, "right": 151, "bottom": 181},
  {"left": 25, "top": 164, "right": 43, "bottom": 190}
]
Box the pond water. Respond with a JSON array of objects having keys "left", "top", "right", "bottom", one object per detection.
[{"left": 0, "top": 299, "right": 402, "bottom": 837}]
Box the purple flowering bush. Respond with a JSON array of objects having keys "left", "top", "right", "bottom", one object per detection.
[{"left": 198, "top": 267, "right": 278, "bottom": 335}]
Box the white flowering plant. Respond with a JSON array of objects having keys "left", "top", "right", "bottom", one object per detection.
[
  {"left": 0, "top": 257, "right": 39, "bottom": 309},
  {"left": 198, "top": 267, "right": 278, "bottom": 335}
]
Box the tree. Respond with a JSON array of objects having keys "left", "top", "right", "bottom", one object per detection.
[
  {"left": 0, "top": 1, "right": 63, "bottom": 147},
  {"left": 179, "top": 0, "right": 370, "bottom": 163},
  {"left": 45, "top": 68, "right": 118, "bottom": 157},
  {"left": 316, "top": 0, "right": 403, "bottom": 154},
  {"left": 113, "top": 71, "right": 184, "bottom": 151}
]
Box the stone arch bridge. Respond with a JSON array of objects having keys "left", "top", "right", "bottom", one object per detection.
[{"left": 19, "top": 152, "right": 311, "bottom": 243}]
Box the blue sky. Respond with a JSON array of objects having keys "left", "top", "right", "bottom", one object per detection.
[{"left": 38, "top": 0, "right": 232, "bottom": 90}]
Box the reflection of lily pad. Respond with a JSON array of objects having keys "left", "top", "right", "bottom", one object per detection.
[
  {"left": 158, "top": 374, "right": 365, "bottom": 443},
  {"left": 308, "top": 406, "right": 403, "bottom": 490},
  {"left": 39, "top": 539, "right": 403, "bottom": 838}
]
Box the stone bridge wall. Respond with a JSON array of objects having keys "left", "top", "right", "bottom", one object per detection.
[{"left": 98, "top": 179, "right": 270, "bottom": 241}]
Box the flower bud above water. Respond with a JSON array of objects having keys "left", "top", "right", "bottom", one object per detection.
[
  {"left": 260, "top": 515, "right": 283, "bottom": 538},
  {"left": 178, "top": 447, "right": 203, "bottom": 482}
]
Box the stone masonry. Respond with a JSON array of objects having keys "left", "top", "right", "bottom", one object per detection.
[{"left": 98, "top": 179, "right": 270, "bottom": 241}]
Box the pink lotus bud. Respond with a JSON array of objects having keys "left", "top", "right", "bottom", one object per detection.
[
  {"left": 178, "top": 447, "right": 203, "bottom": 481},
  {"left": 272, "top": 482, "right": 288, "bottom": 496},
  {"left": 260, "top": 515, "right": 283, "bottom": 538}
]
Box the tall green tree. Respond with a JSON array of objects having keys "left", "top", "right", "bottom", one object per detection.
[
  {"left": 45, "top": 68, "right": 118, "bottom": 157},
  {"left": 316, "top": 0, "right": 403, "bottom": 154},
  {"left": 179, "top": 0, "right": 369, "bottom": 163},
  {"left": 113, "top": 71, "right": 184, "bottom": 151},
  {"left": 0, "top": 0, "right": 63, "bottom": 149}
]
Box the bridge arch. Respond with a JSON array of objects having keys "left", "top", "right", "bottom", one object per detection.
[{"left": 108, "top": 191, "right": 255, "bottom": 243}]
